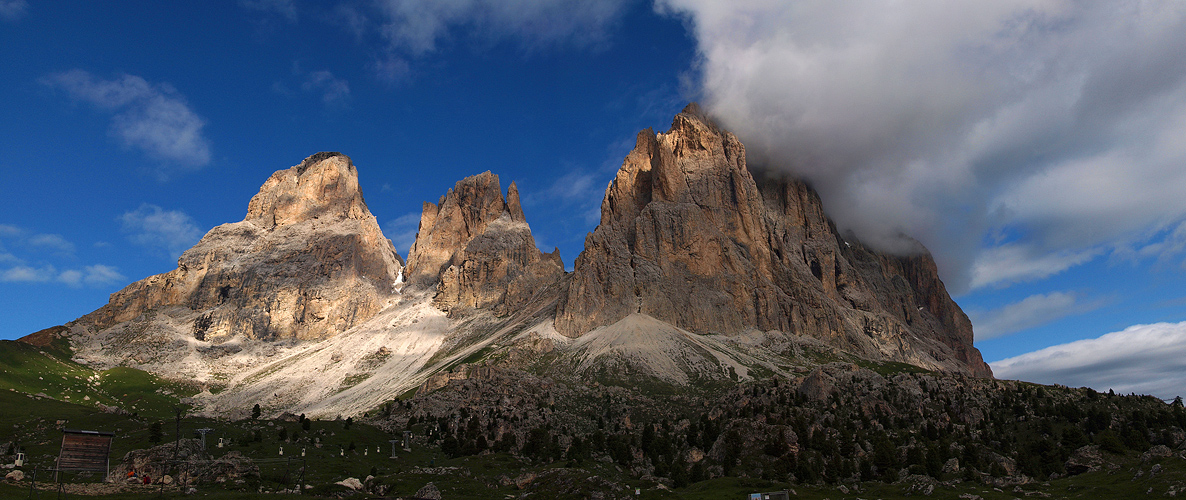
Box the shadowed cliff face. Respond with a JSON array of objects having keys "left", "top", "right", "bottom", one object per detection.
[
  {"left": 404, "top": 171, "right": 564, "bottom": 316},
  {"left": 82, "top": 153, "right": 404, "bottom": 341},
  {"left": 556, "top": 105, "right": 991, "bottom": 377}
]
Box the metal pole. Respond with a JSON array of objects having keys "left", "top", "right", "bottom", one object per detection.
[{"left": 298, "top": 458, "right": 306, "bottom": 496}]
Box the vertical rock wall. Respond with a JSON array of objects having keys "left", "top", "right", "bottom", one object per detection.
[{"left": 556, "top": 105, "right": 991, "bottom": 376}]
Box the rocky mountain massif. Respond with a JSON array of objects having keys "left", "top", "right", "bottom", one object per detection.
[{"left": 40, "top": 105, "right": 989, "bottom": 419}]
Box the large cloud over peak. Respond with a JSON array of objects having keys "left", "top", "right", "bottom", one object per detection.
[{"left": 658, "top": 0, "right": 1186, "bottom": 292}]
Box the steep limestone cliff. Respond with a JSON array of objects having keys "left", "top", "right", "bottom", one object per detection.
[
  {"left": 556, "top": 105, "right": 991, "bottom": 377},
  {"left": 81, "top": 152, "right": 403, "bottom": 341},
  {"left": 404, "top": 172, "right": 564, "bottom": 315}
]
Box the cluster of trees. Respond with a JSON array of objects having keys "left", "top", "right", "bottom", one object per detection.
[{"left": 399, "top": 372, "right": 1186, "bottom": 487}]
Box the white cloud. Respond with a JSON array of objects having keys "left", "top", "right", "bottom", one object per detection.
[
  {"left": 658, "top": 0, "right": 1186, "bottom": 293},
  {"left": 240, "top": 0, "right": 296, "bottom": 22},
  {"left": 0, "top": 0, "right": 27, "bottom": 21},
  {"left": 374, "top": 0, "right": 629, "bottom": 55},
  {"left": 43, "top": 70, "right": 212, "bottom": 170},
  {"left": 969, "top": 291, "right": 1102, "bottom": 341},
  {"left": 119, "top": 204, "right": 204, "bottom": 260},
  {"left": 384, "top": 212, "right": 421, "bottom": 257},
  {"left": 992, "top": 321, "right": 1186, "bottom": 400}
]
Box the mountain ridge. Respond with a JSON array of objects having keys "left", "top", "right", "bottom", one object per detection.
[{"left": 28, "top": 105, "right": 989, "bottom": 419}]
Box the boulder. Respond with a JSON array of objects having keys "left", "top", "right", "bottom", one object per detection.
[
  {"left": 335, "top": 477, "right": 363, "bottom": 490},
  {"left": 415, "top": 481, "right": 443, "bottom": 499}
]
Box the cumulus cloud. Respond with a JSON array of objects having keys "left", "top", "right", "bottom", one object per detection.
[
  {"left": 968, "top": 291, "right": 1103, "bottom": 341},
  {"left": 658, "top": 0, "right": 1186, "bottom": 292},
  {"left": 992, "top": 321, "right": 1186, "bottom": 400},
  {"left": 384, "top": 212, "right": 421, "bottom": 257},
  {"left": 43, "top": 70, "right": 212, "bottom": 170},
  {"left": 119, "top": 204, "right": 204, "bottom": 260}
]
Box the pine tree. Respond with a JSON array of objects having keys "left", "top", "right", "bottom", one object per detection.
[{"left": 149, "top": 421, "right": 163, "bottom": 443}]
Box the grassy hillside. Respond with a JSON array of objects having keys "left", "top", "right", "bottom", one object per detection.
[
  {"left": 0, "top": 339, "right": 196, "bottom": 420},
  {"left": 2, "top": 338, "right": 1185, "bottom": 499}
]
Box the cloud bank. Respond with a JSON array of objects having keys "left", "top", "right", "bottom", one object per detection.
[
  {"left": 992, "top": 321, "right": 1186, "bottom": 400},
  {"left": 658, "top": 0, "right": 1186, "bottom": 292},
  {"left": 43, "top": 70, "right": 212, "bottom": 170}
]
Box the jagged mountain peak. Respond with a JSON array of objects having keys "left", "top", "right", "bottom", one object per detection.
[
  {"left": 78, "top": 153, "right": 402, "bottom": 344},
  {"left": 246, "top": 151, "right": 371, "bottom": 230},
  {"left": 405, "top": 171, "right": 564, "bottom": 315},
  {"left": 557, "top": 106, "right": 991, "bottom": 376}
]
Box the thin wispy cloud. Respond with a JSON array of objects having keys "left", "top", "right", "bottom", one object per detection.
[
  {"left": 0, "top": 225, "right": 77, "bottom": 258},
  {"left": 374, "top": 0, "right": 630, "bottom": 56},
  {"left": 658, "top": 1, "right": 1186, "bottom": 293},
  {"left": 275, "top": 65, "right": 352, "bottom": 107},
  {"left": 969, "top": 244, "right": 1100, "bottom": 290},
  {"left": 55, "top": 265, "right": 126, "bottom": 288},
  {"left": 992, "top": 321, "right": 1186, "bottom": 400},
  {"left": 119, "top": 204, "right": 204, "bottom": 260},
  {"left": 42, "top": 70, "right": 212, "bottom": 171},
  {"left": 384, "top": 212, "right": 421, "bottom": 257},
  {"left": 0, "top": 224, "right": 125, "bottom": 288},
  {"left": 526, "top": 168, "right": 605, "bottom": 227},
  {"left": 969, "top": 291, "right": 1104, "bottom": 341},
  {"left": 302, "top": 70, "right": 351, "bottom": 105},
  {"left": 0, "top": 0, "right": 27, "bottom": 21},
  {"left": 26, "top": 233, "right": 76, "bottom": 256},
  {"left": 352, "top": 0, "right": 629, "bottom": 84},
  {"left": 240, "top": 0, "right": 296, "bottom": 22}
]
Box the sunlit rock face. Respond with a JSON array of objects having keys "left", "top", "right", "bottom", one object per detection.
[
  {"left": 556, "top": 104, "right": 991, "bottom": 377},
  {"left": 82, "top": 152, "right": 404, "bottom": 341},
  {"left": 404, "top": 171, "right": 564, "bottom": 316}
]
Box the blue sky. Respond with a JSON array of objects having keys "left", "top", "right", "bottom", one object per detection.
[{"left": 2, "top": 1, "right": 1185, "bottom": 399}]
